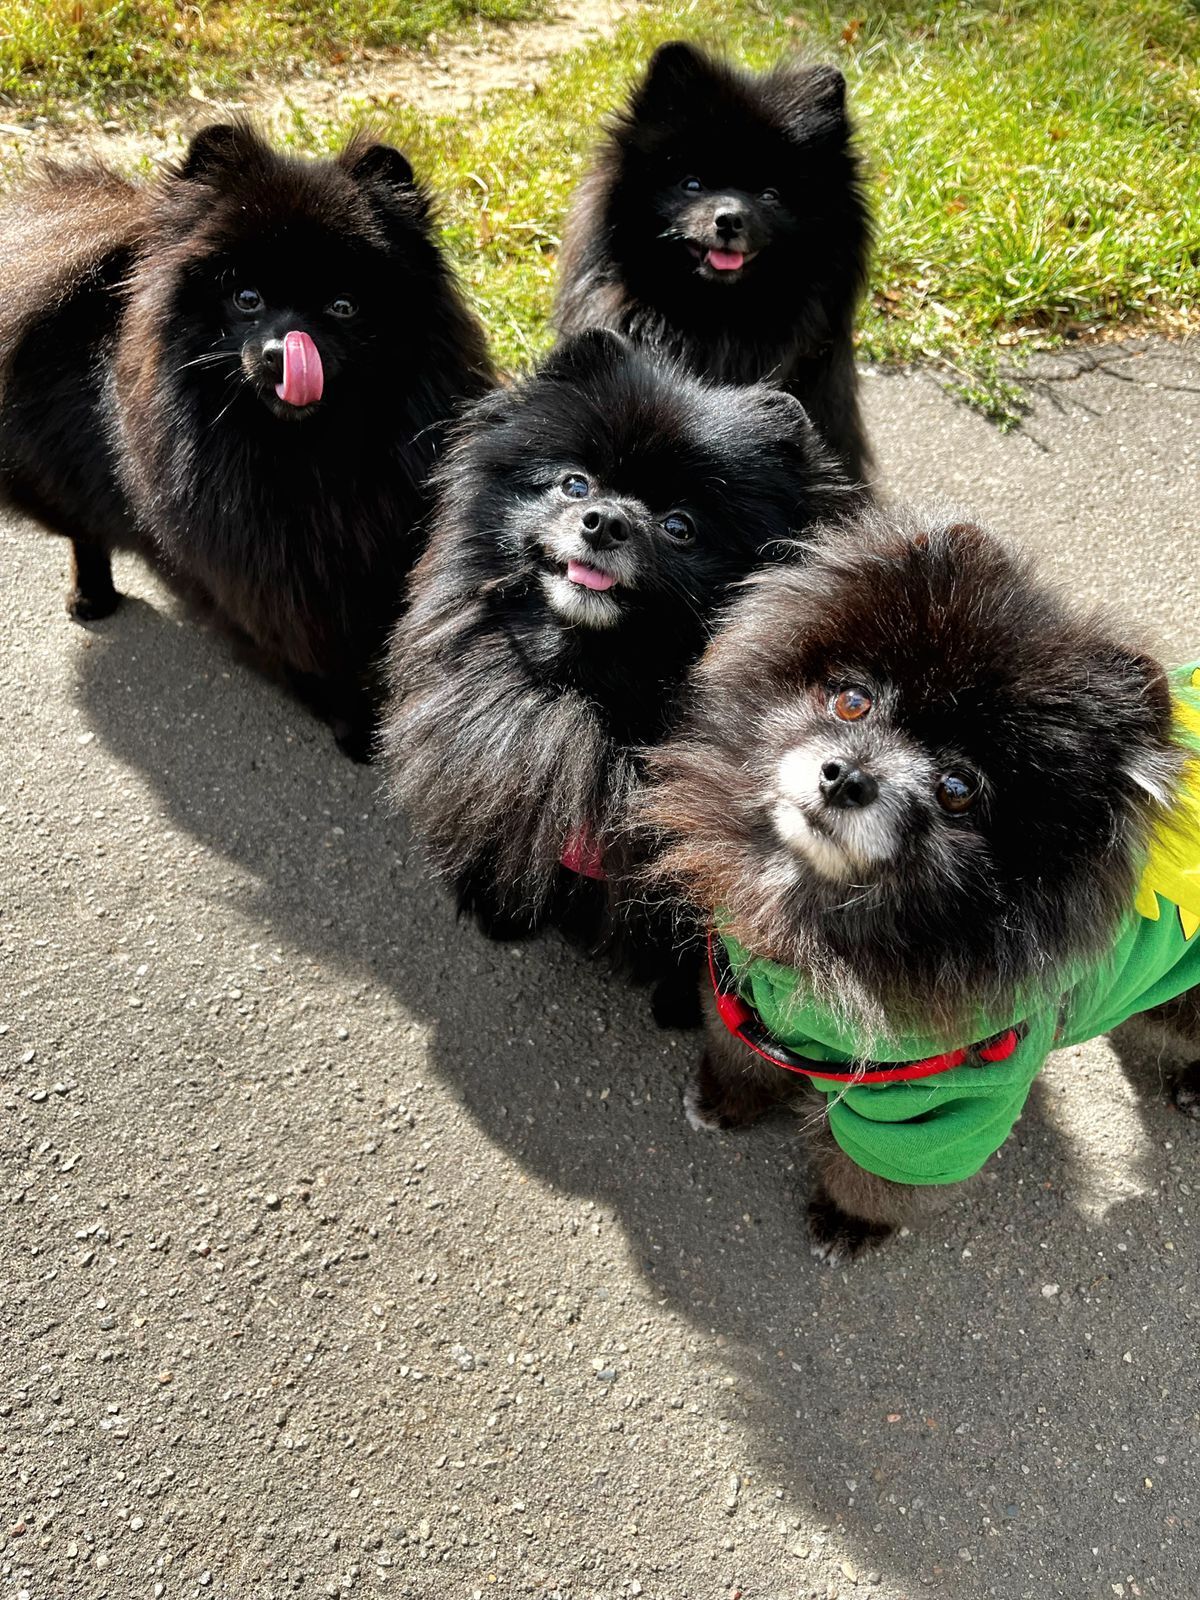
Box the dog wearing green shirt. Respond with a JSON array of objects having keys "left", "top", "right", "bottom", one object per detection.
[{"left": 644, "top": 510, "right": 1200, "bottom": 1263}]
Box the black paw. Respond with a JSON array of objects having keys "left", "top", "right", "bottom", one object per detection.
[
  {"left": 651, "top": 972, "right": 703, "bottom": 1030},
  {"left": 1172, "top": 1061, "right": 1200, "bottom": 1119},
  {"left": 470, "top": 904, "right": 539, "bottom": 944},
  {"left": 682, "top": 1076, "right": 733, "bottom": 1132},
  {"left": 807, "top": 1193, "right": 894, "bottom": 1266},
  {"left": 332, "top": 719, "right": 375, "bottom": 765},
  {"left": 68, "top": 586, "right": 122, "bottom": 622}
]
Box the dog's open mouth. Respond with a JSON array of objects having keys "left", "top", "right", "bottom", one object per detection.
[
  {"left": 539, "top": 553, "right": 625, "bottom": 629},
  {"left": 687, "top": 242, "right": 759, "bottom": 274},
  {"left": 565, "top": 559, "right": 618, "bottom": 592}
]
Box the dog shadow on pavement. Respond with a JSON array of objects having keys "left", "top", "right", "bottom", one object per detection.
[{"left": 72, "top": 588, "right": 1200, "bottom": 1598}]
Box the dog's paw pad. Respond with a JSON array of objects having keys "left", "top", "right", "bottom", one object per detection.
[
  {"left": 807, "top": 1194, "right": 892, "bottom": 1265},
  {"left": 683, "top": 1081, "right": 725, "bottom": 1133}
]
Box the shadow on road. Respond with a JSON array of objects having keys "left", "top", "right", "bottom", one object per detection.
[{"left": 73, "top": 589, "right": 1198, "bottom": 1596}]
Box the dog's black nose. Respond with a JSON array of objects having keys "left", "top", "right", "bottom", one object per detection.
[
  {"left": 819, "top": 760, "right": 878, "bottom": 809},
  {"left": 259, "top": 339, "right": 285, "bottom": 384},
  {"left": 714, "top": 208, "right": 744, "bottom": 237},
  {"left": 580, "top": 505, "right": 630, "bottom": 550}
]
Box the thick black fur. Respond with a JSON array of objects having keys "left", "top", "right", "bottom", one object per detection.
[
  {"left": 646, "top": 506, "right": 1191, "bottom": 1252},
  {"left": 646, "top": 507, "right": 1183, "bottom": 1042},
  {"left": 554, "top": 41, "right": 872, "bottom": 483},
  {"left": 382, "top": 329, "right": 852, "bottom": 999},
  {"left": 0, "top": 123, "right": 493, "bottom": 759}
]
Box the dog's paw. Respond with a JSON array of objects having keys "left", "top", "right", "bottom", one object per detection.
[
  {"left": 651, "top": 973, "right": 703, "bottom": 1031},
  {"left": 807, "top": 1193, "right": 894, "bottom": 1266},
  {"left": 332, "top": 721, "right": 374, "bottom": 764},
  {"left": 67, "top": 586, "right": 121, "bottom": 622},
  {"left": 1172, "top": 1061, "right": 1200, "bottom": 1119},
  {"left": 683, "top": 1079, "right": 726, "bottom": 1133},
  {"left": 471, "top": 905, "right": 538, "bottom": 944}
]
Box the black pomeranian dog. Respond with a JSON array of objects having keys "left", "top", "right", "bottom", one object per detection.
[
  {"left": 554, "top": 41, "right": 872, "bottom": 483},
  {"left": 383, "top": 329, "right": 851, "bottom": 1010},
  {"left": 645, "top": 509, "right": 1200, "bottom": 1260},
  {"left": 0, "top": 122, "right": 493, "bottom": 759}
]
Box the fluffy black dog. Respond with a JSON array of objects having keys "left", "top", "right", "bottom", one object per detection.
[
  {"left": 645, "top": 509, "right": 1200, "bottom": 1257},
  {"left": 554, "top": 41, "right": 872, "bottom": 482},
  {"left": 383, "top": 329, "right": 850, "bottom": 1007},
  {"left": 0, "top": 123, "right": 493, "bottom": 758}
]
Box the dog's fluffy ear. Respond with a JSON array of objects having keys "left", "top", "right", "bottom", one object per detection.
[
  {"left": 779, "top": 63, "right": 849, "bottom": 144},
  {"left": 176, "top": 121, "right": 266, "bottom": 183},
  {"left": 632, "top": 41, "right": 719, "bottom": 119},
  {"left": 343, "top": 139, "right": 415, "bottom": 192},
  {"left": 744, "top": 384, "right": 814, "bottom": 435},
  {"left": 940, "top": 520, "right": 990, "bottom": 550},
  {"left": 1112, "top": 651, "right": 1178, "bottom": 802},
  {"left": 538, "top": 328, "right": 632, "bottom": 383}
]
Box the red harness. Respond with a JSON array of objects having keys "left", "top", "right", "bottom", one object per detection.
[
  {"left": 561, "top": 824, "right": 606, "bottom": 881},
  {"left": 708, "top": 931, "right": 1022, "bottom": 1085}
]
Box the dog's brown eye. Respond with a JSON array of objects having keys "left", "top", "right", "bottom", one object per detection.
[
  {"left": 233, "top": 287, "right": 263, "bottom": 315},
  {"left": 328, "top": 296, "right": 357, "bottom": 319},
  {"left": 680, "top": 176, "right": 703, "bottom": 193},
  {"left": 760, "top": 187, "right": 780, "bottom": 204},
  {"left": 561, "top": 473, "right": 589, "bottom": 500},
  {"left": 831, "top": 687, "right": 872, "bottom": 721},
  {"left": 936, "top": 773, "right": 978, "bottom": 814}
]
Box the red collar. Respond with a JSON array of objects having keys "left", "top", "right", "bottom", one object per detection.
[{"left": 708, "top": 931, "right": 1022, "bottom": 1084}]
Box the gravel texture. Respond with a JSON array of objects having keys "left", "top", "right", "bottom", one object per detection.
[{"left": 1, "top": 340, "right": 1198, "bottom": 1600}]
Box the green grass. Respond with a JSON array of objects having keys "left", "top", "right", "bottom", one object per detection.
[
  {"left": 4, "top": 0, "right": 1198, "bottom": 421},
  {"left": 305, "top": 0, "right": 1199, "bottom": 420},
  {"left": 0, "top": 0, "right": 544, "bottom": 114}
]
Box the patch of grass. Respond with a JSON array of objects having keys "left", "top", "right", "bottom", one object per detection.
[
  {"left": 6, "top": 0, "right": 1198, "bottom": 418},
  {"left": 306, "top": 0, "right": 1199, "bottom": 418},
  {"left": 0, "top": 0, "right": 544, "bottom": 116}
]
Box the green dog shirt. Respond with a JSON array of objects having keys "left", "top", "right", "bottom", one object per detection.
[{"left": 715, "top": 665, "right": 1200, "bottom": 1187}]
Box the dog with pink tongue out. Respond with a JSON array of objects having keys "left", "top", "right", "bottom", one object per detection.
[
  {"left": 0, "top": 121, "right": 492, "bottom": 759},
  {"left": 554, "top": 41, "right": 873, "bottom": 485},
  {"left": 272, "top": 330, "right": 325, "bottom": 411},
  {"left": 383, "top": 329, "right": 853, "bottom": 1017}
]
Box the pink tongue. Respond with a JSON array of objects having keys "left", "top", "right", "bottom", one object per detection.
[
  {"left": 566, "top": 560, "right": 616, "bottom": 592},
  {"left": 276, "top": 330, "right": 324, "bottom": 407},
  {"left": 707, "top": 249, "right": 745, "bottom": 271}
]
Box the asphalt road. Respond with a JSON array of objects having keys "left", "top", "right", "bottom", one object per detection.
[{"left": 2, "top": 340, "right": 1198, "bottom": 1600}]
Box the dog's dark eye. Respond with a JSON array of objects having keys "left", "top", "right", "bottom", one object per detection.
[
  {"left": 561, "top": 473, "right": 590, "bottom": 500},
  {"left": 760, "top": 187, "right": 781, "bottom": 204},
  {"left": 661, "top": 511, "right": 694, "bottom": 543},
  {"left": 936, "top": 773, "right": 979, "bottom": 814},
  {"left": 327, "top": 296, "right": 357, "bottom": 319},
  {"left": 680, "top": 176, "right": 703, "bottom": 193},
  {"left": 831, "top": 687, "right": 872, "bottom": 721},
  {"left": 233, "top": 287, "right": 263, "bottom": 315}
]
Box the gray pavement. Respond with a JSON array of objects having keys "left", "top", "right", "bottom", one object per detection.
[{"left": 1, "top": 339, "right": 1198, "bottom": 1600}]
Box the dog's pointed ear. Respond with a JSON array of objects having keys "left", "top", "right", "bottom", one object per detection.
[
  {"left": 748, "top": 385, "right": 814, "bottom": 435},
  {"left": 344, "top": 140, "right": 415, "bottom": 192},
  {"left": 177, "top": 122, "right": 265, "bottom": 182},
  {"left": 911, "top": 519, "right": 991, "bottom": 560},
  {"left": 632, "top": 41, "right": 718, "bottom": 119},
  {"left": 538, "top": 328, "right": 632, "bottom": 383},
  {"left": 942, "top": 520, "right": 988, "bottom": 545},
  {"left": 778, "top": 64, "right": 849, "bottom": 143}
]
